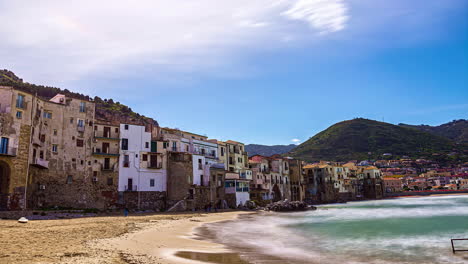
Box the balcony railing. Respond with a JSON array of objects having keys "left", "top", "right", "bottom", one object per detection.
[
  {"left": 94, "top": 131, "right": 119, "bottom": 140},
  {"left": 101, "top": 164, "right": 116, "bottom": 171},
  {"left": 148, "top": 162, "right": 163, "bottom": 169},
  {"left": 0, "top": 147, "right": 17, "bottom": 156},
  {"left": 92, "top": 148, "right": 119, "bottom": 156},
  {"left": 32, "top": 158, "right": 49, "bottom": 169},
  {"left": 236, "top": 187, "right": 249, "bottom": 192},
  {"left": 124, "top": 185, "right": 137, "bottom": 191}
]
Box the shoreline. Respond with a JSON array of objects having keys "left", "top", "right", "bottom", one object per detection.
[
  {"left": 95, "top": 211, "right": 253, "bottom": 264},
  {"left": 0, "top": 211, "right": 250, "bottom": 264}
]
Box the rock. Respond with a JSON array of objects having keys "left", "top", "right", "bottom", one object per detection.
[
  {"left": 265, "top": 200, "right": 314, "bottom": 212},
  {"left": 18, "top": 217, "right": 29, "bottom": 223},
  {"left": 244, "top": 200, "right": 257, "bottom": 210}
]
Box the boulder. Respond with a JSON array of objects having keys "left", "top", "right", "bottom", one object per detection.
[{"left": 265, "top": 200, "right": 315, "bottom": 212}]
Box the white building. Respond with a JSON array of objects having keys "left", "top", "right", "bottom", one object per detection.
[{"left": 118, "top": 124, "right": 166, "bottom": 192}]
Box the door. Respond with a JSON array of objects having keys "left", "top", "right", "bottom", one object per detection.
[
  {"left": 127, "top": 178, "right": 133, "bottom": 191},
  {"left": 102, "top": 143, "right": 110, "bottom": 154},
  {"left": 104, "top": 158, "right": 110, "bottom": 170},
  {"left": 151, "top": 141, "right": 157, "bottom": 153},
  {"left": 103, "top": 127, "right": 111, "bottom": 138}
]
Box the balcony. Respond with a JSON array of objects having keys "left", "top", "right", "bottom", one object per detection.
[
  {"left": 101, "top": 164, "right": 116, "bottom": 171},
  {"left": 32, "top": 158, "right": 49, "bottom": 169},
  {"left": 0, "top": 147, "right": 17, "bottom": 157},
  {"left": 94, "top": 131, "right": 119, "bottom": 140},
  {"left": 124, "top": 185, "right": 138, "bottom": 191},
  {"left": 148, "top": 162, "right": 163, "bottom": 169},
  {"left": 92, "top": 148, "right": 119, "bottom": 157}
]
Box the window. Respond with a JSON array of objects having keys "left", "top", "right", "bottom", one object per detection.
[
  {"left": 124, "top": 124, "right": 129, "bottom": 130},
  {"left": 94, "top": 126, "right": 98, "bottom": 131},
  {"left": 107, "top": 177, "right": 113, "bottom": 186},
  {"left": 150, "top": 179, "right": 155, "bottom": 187},
  {"left": 76, "top": 139, "right": 84, "bottom": 147},
  {"left": 16, "top": 94, "right": 25, "bottom": 108},
  {"left": 221, "top": 147, "right": 224, "bottom": 156},
  {"left": 79, "top": 102, "right": 86, "bottom": 112},
  {"left": 145, "top": 142, "right": 149, "bottom": 148},
  {"left": 16, "top": 111, "right": 22, "bottom": 119},
  {"left": 52, "top": 144, "right": 58, "bottom": 153},
  {"left": 43, "top": 112, "right": 52, "bottom": 119},
  {"left": 115, "top": 128, "right": 119, "bottom": 133},
  {"left": 123, "top": 155, "right": 130, "bottom": 167},
  {"left": 142, "top": 154, "right": 148, "bottom": 161},
  {"left": 121, "top": 138, "right": 128, "bottom": 150},
  {"left": 66, "top": 175, "right": 73, "bottom": 184},
  {"left": 53, "top": 129, "right": 57, "bottom": 136},
  {"left": 77, "top": 119, "right": 84, "bottom": 127},
  {"left": 93, "top": 171, "right": 98, "bottom": 177},
  {"left": 0, "top": 137, "right": 9, "bottom": 154},
  {"left": 70, "top": 117, "right": 74, "bottom": 124}
]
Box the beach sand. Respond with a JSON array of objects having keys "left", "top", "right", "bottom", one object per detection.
[{"left": 0, "top": 211, "right": 248, "bottom": 264}]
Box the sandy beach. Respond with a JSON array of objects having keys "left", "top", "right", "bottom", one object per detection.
[{"left": 0, "top": 211, "right": 249, "bottom": 264}]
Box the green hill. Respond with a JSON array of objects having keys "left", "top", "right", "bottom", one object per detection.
[
  {"left": 399, "top": 119, "right": 468, "bottom": 144},
  {"left": 289, "top": 118, "right": 465, "bottom": 162}
]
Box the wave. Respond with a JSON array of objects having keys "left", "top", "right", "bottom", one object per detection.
[{"left": 203, "top": 195, "right": 468, "bottom": 264}]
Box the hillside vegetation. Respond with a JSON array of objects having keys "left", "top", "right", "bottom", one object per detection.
[
  {"left": 245, "top": 144, "right": 296, "bottom": 157},
  {"left": 399, "top": 119, "right": 468, "bottom": 144},
  {"left": 289, "top": 118, "right": 466, "bottom": 162}
]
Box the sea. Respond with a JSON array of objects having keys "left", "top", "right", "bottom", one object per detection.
[{"left": 200, "top": 195, "right": 468, "bottom": 264}]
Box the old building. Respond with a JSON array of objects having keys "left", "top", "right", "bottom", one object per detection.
[
  {"left": 223, "top": 140, "right": 251, "bottom": 207},
  {"left": 383, "top": 177, "right": 403, "bottom": 193},
  {"left": 0, "top": 87, "right": 34, "bottom": 210},
  {"left": 287, "top": 158, "right": 306, "bottom": 202},
  {"left": 0, "top": 86, "right": 118, "bottom": 210},
  {"left": 118, "top": 124, "right": 166, "bottom": 210}
]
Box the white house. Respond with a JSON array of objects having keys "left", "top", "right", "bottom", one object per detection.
[{"left": 118, "top": 124, "right": 166, "bottom": 192}]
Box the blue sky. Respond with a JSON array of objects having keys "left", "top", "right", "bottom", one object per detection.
[{"left": 1, "top": 0, "right": 467, "bottom": 145}]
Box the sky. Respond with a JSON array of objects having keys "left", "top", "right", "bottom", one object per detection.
[{"left": 1, "top": 0, "right": 467, "bottom": 145}]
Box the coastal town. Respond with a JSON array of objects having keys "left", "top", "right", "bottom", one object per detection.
[{"left": 0, "top": 86, "right": 467, "bottom": 212}]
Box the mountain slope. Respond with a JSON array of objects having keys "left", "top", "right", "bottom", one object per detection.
[
  {"left": 289, "top": 118, "right": 463, "bottom": 162},
  {"left": 245, "top": 144, "right": 296, "bottom": 157},
  {"left": 399, "top": 119, "right": 468, "bottom": 144}
]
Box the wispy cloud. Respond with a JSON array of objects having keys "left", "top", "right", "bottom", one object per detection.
[
  {"left": 283, "top": 0, "right": 349, "bottom": 34},
  {"left": 291, "top": 138, "right": 301, "bottom": 143},
  {"left": 0, "top": 0, "right": 350, "bottom": 86}
]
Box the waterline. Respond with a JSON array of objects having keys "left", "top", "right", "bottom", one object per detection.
[{"left": 202, "top": 195, "right": 468, "bottom": 263}]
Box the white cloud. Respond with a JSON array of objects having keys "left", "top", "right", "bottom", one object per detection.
[
  {"left": 291, "top": 138, "right": 301, "bottom": 143},
  {"left": 283, "top": 0, "right": 349, "bottom": 34},
  {"left": 0, "top": 0, "right": 349, "bottom": 86}
]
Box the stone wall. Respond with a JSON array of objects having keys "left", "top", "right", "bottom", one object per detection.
[{"left": 120, "top": 191, "right": 166, "bottom": 211}]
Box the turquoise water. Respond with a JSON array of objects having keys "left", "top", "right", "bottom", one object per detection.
[{"left": 207, "top": 195, "right": 468, "bottom": 263}]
